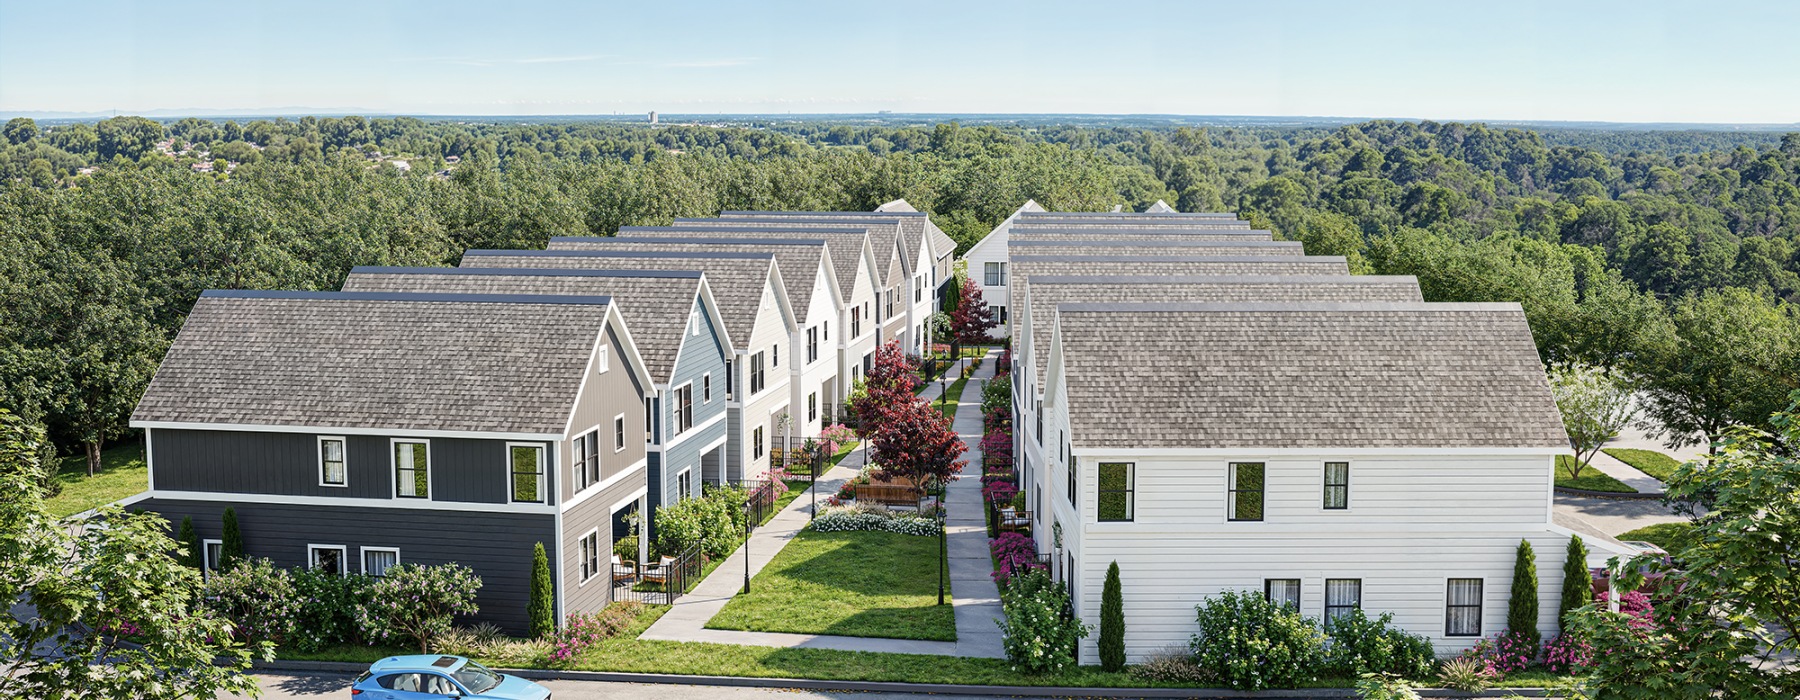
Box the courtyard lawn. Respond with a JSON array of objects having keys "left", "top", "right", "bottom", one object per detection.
[
  {"left": 1602, "top": 447, "right": 1683, "bottom": 483},
  {"left": 1554, "top": 455, "right": 1635, "bottom": 493},
  {"left": 44, "top": 441, "right": 148, "bottom": 519},
  {"left": 933, "top": 373, "right": 970, "bottom": 420},
  {"left": 1617, "top": 522, "right": 1696, "bottom": 553},
  {"left": 705, "top": 529, "right": 954, "bottom": 641}
]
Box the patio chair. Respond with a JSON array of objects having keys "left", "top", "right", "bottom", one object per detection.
[
  {"left": 611, "top": 554, "right": 636, "bottom": 585},
  {"left": 998, "top": 507, "right": 1031, "bottom": 532},
  {"left": 641, "top": 555, "right": 677, "bottom": 586}
]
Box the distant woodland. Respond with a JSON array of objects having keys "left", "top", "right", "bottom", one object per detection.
[{"left": 2, "top": 115, "right": 1797, "bottom": 465}]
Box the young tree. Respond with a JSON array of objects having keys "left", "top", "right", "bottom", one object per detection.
[
  {"left": 528, "top": 542, "right": 554, "bottom": 639},
  {"left": 1558, "top": 535, "right": 1590, "bottom": 632},
  {"left": 850, "top": 340, "right": 922, "bottom": 438},
  {"left": 220, "top": 507, "right": 245, "bottom": 570},
  {"left": 868, "top": 397, "right": 967, "bottom": 490},
  {"left": 1099, "top": 560, "right": 1126, "bottom": 672},
  {"left": 176, "top": 515, "right": 200, "bottom": 569},
  {"left": 1508, "top": 539, "right": 1540, "bottom": 649},
  {"left": 948, "top": 271, "right": 998, "bottom": 346},
  {"left": 1547, "top": 363, "right": 1639, "bottom": 477}
]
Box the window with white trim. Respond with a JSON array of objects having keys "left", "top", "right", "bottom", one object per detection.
[
  {"left": 702, "top": 373, "right": 712, "bottom": 403},
  {"left": 808, "top": 392, "right": 818, "bottom": 422},
  {"left": 362, "top": 547, "right": 399, "bottom": 577},
  {"left": 596, "top": 345, "right": 610, "bottom": 374},
  {"left": 203, "top": 539, "right": 223, "bottom": 574},
  {"left": 1228, "top": 462, "right": 1264, "bottom": 522},
  {"left": 1097, "top": 462, "right": 1133, "bottom": 522},
  {"left": 994, "top": 305, "right": 1008, "bottom": 325},
  {"left": 614, "top": 415, "right": 626, "bottom": 452},
  {"left": 579, "top": 530, "right": 600, "bottom": 583},
  {"left": 510, "top": 443, "right": 546, "bottom": 503},
  {"left": 1265, "top": 579, "right": 1301, "bottom": 610},
  {"left": 318, "top": 436, "right": 347, "bottom": 487},
  {"left": 393, "top": 440, "right": 430, "bottom": 498},
  {"left": 1324, "top": 461, "right": 1349, "bottom": 510},
  {"left": 850, "top": 307, "right": 861, "bottom": 338},
  {"left": 753, "top": 427, "right": 765, "bottom": 459},
  {"left": 985, "top": 262, "right": 1008, "bottom": 287},
  {"left": 677, "top": 469, "right": 692, "bottom": 501},
  {"left": 807, "top": 327, "right": 818, "bottom": 363},
  {"left": 1325, "top": 579, "right": 1362, "bottom": 623},
  {"left": 572, "top": 429, "right": 599, "bottom": 490},
  {"left": 673, "top": 384, "right": 693, "bottom": 435},
  {"left": 773, "top": 343, "right": 780, "bottom": 368},
  {"left": 749, "top": 352, "right": 766, "bottom": 395},
  {"left": 823, "top": 320, "right": 829, "bottom": 340},
  {"left": 309, "top": 545, "right": 347, "bottom": 576},
  {"left": 1446, "top": 579, "right": 1483, "bottom": 636}
]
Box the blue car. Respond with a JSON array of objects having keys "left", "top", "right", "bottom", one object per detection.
[{"left": 350, "top": 655, "right": 550, "bottom": 700}]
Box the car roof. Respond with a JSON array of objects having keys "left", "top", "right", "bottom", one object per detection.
[{"left": 369, "top": 655, "right": 467, "bottom": 674}]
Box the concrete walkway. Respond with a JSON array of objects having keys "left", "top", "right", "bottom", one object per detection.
[
  {"left": 916, "top": 355, "right": 969, "bottom": 403},
  {"left": 637, "top": 351, "right": 1007, "bottom": 658},
  {"left": 1583, "top": 450, "right": 1666, "bottom": 495}
]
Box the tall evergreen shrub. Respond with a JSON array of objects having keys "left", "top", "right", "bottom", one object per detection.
[
  {"left": 177, "top": 515, "right": 200, "bottom": 569},
  {"left": 220, "top": 507, "right": 245, "bottom": 571},
  {"left": 1099, "top": 561, "right": 1125, "bottom": 671},
  {"left": 1509, "top": 539, "right": 1540, "bottom": 649},
  {"left": 1559, "top": 535, "right": 1590, "bottom": 630},
  {"left": 528, "top": 542, "right": 555, "bottom": 639}
]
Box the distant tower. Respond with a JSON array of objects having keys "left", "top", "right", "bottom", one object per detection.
[{"left": 649, "top": 111, "right": 658, "bottom": 125}]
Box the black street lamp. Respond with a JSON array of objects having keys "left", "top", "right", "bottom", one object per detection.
[{"left": 937, "top": 480, "right": 947, "bottom": 606}]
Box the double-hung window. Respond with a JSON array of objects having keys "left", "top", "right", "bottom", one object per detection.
[
  {"left": 579, "top": 530, "right": 600, "bottom": 583},
  {"left": 393, "top": 440, "right": 430, "bottom": 499},
  {"left": 677, "top": 469, "right": 692, "bottom": 501},
  {"left": 362, "top": 547, "right": 399, "bottom": 577},
  {"left": 572, "top": 430, "right": 599, "bottom": 489},
  {"left": 773, "top": 344, "right": 779, "bottom": 368},
  {"left": 1324, "top": 462, "right": 1349, "bottom": 510},
  {"left": 509, "top": 443, "right": 546, "bottom": 503},
  {"left": 807, "top": 327, "right": 818, "bottom": 363},
  {"left": 203, "top": 539, "right": 223, "bottom": 575},
  {"left": 850, "top": 307, "right": 861, "bottom": 338},
  {"left": 995, "top": 305, "right": 1008, "bottom": 325},
  {"left": 1325, "top": 579, "right": 1362, "bottom": 623},
  {"left": 753, "top": 427, "right": 765, "bottom": 459},
  {"left": 1097, "top": 462, "right": 1134, "bottom": 521},
  {"left": 985, "top": 261, "right": 1008, "bottom": 287},
  {"left": 1265, "top": 579, "right": 1301, "bottom": 610},
  {"left": 318, "top": 436, "right": 347, "bottom": 487},
  {"left": 808, "top": 393, "right": 818, "bottom": 422},
  {"left": 309, "top": 544, "right": 347, "bottom": 575},
  {"left": 702, "top": 373, "right": 712, "bottom": 403},
  {"left": 749, "top": 353, "right": 766, "bottom": 395},
  {"left": 614, "top": 415, "right": 626, "bottom": 452},
  {"left": 1227, "top": 462, "right": 1264, "bottom": 521},
  {"left": 1446, "top": 579, "right": 1484, "bottom": 636},
  {"left": 673, "top": 385, "right": 694, "bottom": 435}
]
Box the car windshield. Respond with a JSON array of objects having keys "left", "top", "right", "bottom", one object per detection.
[{"left": 453, "top": 660, "right": 503, "bottom": 694}]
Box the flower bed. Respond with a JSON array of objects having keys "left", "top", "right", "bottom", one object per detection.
[{"left": 810, "top": 504, "right": 941, "bottom": 536}]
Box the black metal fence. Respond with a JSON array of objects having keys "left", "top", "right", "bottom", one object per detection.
[
  {"left": 609, "top": 543, "right": 703, "bottom": 606},
  {"left": 821, "top": 402, "right": 859, "bottom": 430},
  {"left": 743, "top": 478, "right": 781, "bottom": 527}
]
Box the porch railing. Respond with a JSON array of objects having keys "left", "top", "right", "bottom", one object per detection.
[{"left": 609, "top": 543, "right": 702, "bottom": 606}]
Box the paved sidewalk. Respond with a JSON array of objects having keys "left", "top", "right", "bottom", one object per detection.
[
  {"left": 1583, "top": 450, "right": 1666, "bottom": 495},
  {"left": 916, "top": 356, "right": 968, "bottom": 404},
  {"left": 945, "top": 349, "right": 1006, "bottom": 659}
]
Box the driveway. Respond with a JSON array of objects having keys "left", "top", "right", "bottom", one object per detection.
[{"left": 1554, "top": 492, "right": 1690, "bottom": 538}]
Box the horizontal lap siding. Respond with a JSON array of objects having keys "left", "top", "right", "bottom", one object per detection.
[
  {"left": 138, "top": 498, "right": 554, "bottom": 635},
  {"left": 152, "top": 428, "right": 526, "bottom": 504},
  {"left": 562, "top": 472, "right": 645, "bottom": 616}
]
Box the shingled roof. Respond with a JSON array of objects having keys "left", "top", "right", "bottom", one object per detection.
[
  {"left": 130, "top": 290, "right": 614, "bottom": 435},
  {"left": 453, "top": 251, "right": 775, "bottom": 348},
  {"left": 1052, "top": 302, "right": 1566, "bottom": 450},
  {"left": 1021, "top": 275, "right": 1426, "bottom": 388},
  {"left": 342, "top": 267, "right": 713, "bottom": 384},
  {"left": 1008, "top": 239, "right": 1304, "bottom": 256},
  {"left": 1012, "top": 220, "right": 1253, "bottom": 230},
  {"left": 671, "top": 218, "right": 895, "bottom": 289},
  {"left": 630, "top": 225, "right": 862, "bottom": 305},
  {"left": 719, "top": 212, "right": 924, "bottom": 274},
  {"left": 1010, "top": 229, "right": 1272, "bottom": 240},
  {"left": 541, "top": 236, "right": 815, "bottom": 328},
  {"left": 1017, "top": 211, "right": 1240, "bottom": 220},
  {"left": 1011, "top": 256, "right": 1352, "bottom": 285}
]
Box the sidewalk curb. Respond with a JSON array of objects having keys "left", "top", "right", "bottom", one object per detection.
[
  {"left": 1554, "top": 486, "right": 1663, "bottom": 500},
  {"left": 252, "top": 660, "right": 1562, "bottom": 698}
]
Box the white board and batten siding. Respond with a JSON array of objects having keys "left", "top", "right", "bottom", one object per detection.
[
  {"left": 961, "top": 200, "right": 1044, "bottom": 339},
  {"left": 738, "top": 281, "right": 793, "bottom": 481},
  {"left": 794, "top": 263, "right": 841, "bottom": 437}
]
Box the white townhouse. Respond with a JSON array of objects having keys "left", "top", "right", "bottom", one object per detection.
[
  {"left": 1034, "top": 301, "right": 1631, "bottom": 663},
  {"left": 960, "top": 200, "right": 1045, "bottom": 337}
]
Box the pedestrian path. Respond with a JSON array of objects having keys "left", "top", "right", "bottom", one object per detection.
[
  {"left": 637, "top": 353, "right": 1008, "bottom": 659},
  {"left": 915, "top": 355, "right": 967, "bottom": 403},
  {"left": 1584, "top": 449, "right": 1666, "bottom": 495}
]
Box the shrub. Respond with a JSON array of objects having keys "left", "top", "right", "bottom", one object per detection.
[
  {"left": 613, "top": 535, "right": 639, "bottom": 563},
  {"left": 288, "top": 567, "right": 374, "bottom": 652},
  {"left": 988, "top": 532, "right": 1043, "bottom": 585},
  {"left": 220, "top": 507, "right": 245, "bottom": 570},
  {"left": 1354, "top": 673, "right": 1420, "bottom": 700},
  {"left": 982, "top": 479, "right": 1018, "bottom": 505},
  {"left": 996, "top": 569, "right": 1089, "bottom": 674},
  {"left": 529, "top": 542, "right": 554, "bottom": 639},
  {"left": 1559, "top": 535, "right": 1590, "bottom": 630},
  {"left": 1099, "top": 561, "right": 1125, "bottom": 672},
  {"left": 981, "top": 369, "right": 1011, "bottom": 414},
  {"left": 549, "top": 602, "right": 643, "bottom": 664},
  {"left": 653, "top": 487, "right": 746, "bottom": 558},
  {"left": 1543, "top": 632, "right": 1593, "bottom": 673},
  {"left": 1189, "top": 589, "right": 1326, "bottom": 690},
  {"left": 1460, "top": 631, "right": 1537, "bottom": 676},
  {"left": 1322, "top": 608, "right": 1437, "bottom": 679},
  {"left": 357, "top": 562, "right": 482, "bottom": 652},
  {"left": 809, "top": 505, "right": 941, "bottom": 536},
  {"left": 1129, "top": 646, "right": 1210, "bottom": 684},
  {"left": 200, "top": 557, "right": 298, "bottom": 645},
  {"left": 1508, "top": 539, "right": 1540, "bottom": 650},
  {"left": 176, "top": 516, "right": 200, "bottom": 569},
  {"left": 1436, "top": 655, "right": 1495, "bottom": 691}
]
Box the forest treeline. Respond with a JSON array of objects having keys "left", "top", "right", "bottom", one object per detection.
[{"left": 1, "top": 115, "right": 1797, "bottom": 468}]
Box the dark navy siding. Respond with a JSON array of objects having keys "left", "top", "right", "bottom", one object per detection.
[{"left": 151, "top": 429, "right": 535, "bottom": 504}]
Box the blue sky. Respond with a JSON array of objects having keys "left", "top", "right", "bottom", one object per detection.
[{"left": 2, "top": 0, "right": 1795, "bottom": 123}]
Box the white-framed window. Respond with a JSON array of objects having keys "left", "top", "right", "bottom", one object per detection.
[
  {"left": 578, "top": 529, "right": 600, "bottom": 584},
  {"left": 1265, "top": 578, "right": 1301, "bottom": 610},
  {"left": 509, "top": 443, "right": 546, "bottom": 503},
  {"left": 688, "top": 309, "right": 700, "bottom": 336},
  {"left": 753, "top": 427, "right": 764, "bottom": 459},
  {"left": 203, "top": 539, "right": 223, "bottom": 574},
  {"left": 773, "top": 343, "right": 780, "bottom": 368},
  {"left": 672, "top": 384, "right": 694, "bottom": 434},
  {"left": 1097, "top": 462, "right": 1134, "bottom": 522},
  {"left": 823, "top": 320, "right": 829, "bottom": 340},
  {"left": 676, "top": 468, "right": 692, "bottom": 502},
  {"left": 308, "top": 544, "right": 348, "bottom": 576},
  {"left": 613, "top": 414, "right": 627, "bottom": 452},
  {"left": 318, "top": 436, "right": 347, "bottom": 487},
  {"left": 985, "top": 261, "right": 1008, "bottom": 287},
  {"left": 807, "top": 327, "right": 818, "bottom": 363},
  {"left": 1228, "top": 462, "right": 1264, "bottom": 522},
  {"left": 392, "top": 439, "right": 430, "bottom": 499},
  {"left": 749, "top": 353, "right": 766, "bottom": 395},
  {"left": 1325, "top": 579, "right": 1362, "bottom": 623},
  {"left": 995, "top": 305, "right": 1008, "bottom": 325},
  {"left": 572, "top": 429, "right": 599, "bottom": 490},
  {"left": 850, "top": 307, "right": 861, "bottom": 338},
  {"left": 702, "top": 373, "right": 712, "bottom": 403},
  {"left": 1324, "top": 461, "right": 1350, "bottom": 510},
  {"left": 1446, "top": 578, "right": 1484, "bottom": 636},
  {"left": 361, "top": 547, "right": 400, "bottom": 577},
  {"left": 808, "top": 393, "right": 818, "bottom": 422},
  {"left": 596, "top": 345, "right": 610, "bottom": 374}
]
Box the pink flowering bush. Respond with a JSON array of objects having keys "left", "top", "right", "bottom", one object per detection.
[
  {"left": 1543, "top": 632, "right": 1594, "bottom": 673},
  {"left": 984, "top": 479, "right": 1020, "bottom": 505},
  {"left": 989, "top": 532, "right": 1044, "bottom": 585},
  {"left": 1597, "top": 590, "right": 1655, "bottom": 628},
  {"left": 548, "top": 602, "right": 642, "bottom": 664},
  {"left": 1459, "top": 630, "right": 1539, "bottom": 676}
]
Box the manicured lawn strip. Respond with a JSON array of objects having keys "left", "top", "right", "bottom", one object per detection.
[
  {"left": 1617, "top": 522, "right": 1695, "bottom": 552},
  {"left": 706, "top": 529, "right": 954, "bottom": 641},
  {"left": 1554, "top": 455, "right": 1635, "bottom": 493},
  {"left": 1602, "top": 448, "right": 1682, "bottom": 482},
  {"left": 44, "top": 441, "right": 148, "bottom": 519},
  {"left": 933, "top": 373, "right": 970, "bottom": 420}
]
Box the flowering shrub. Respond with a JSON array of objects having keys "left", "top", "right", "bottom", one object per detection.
[
  {"left": 1596, "top": 590, "right": 1655, "bottom": 628},
  {"left": 996, "top": 569, "right": 1089, "bottom": 673},
  {"left": 200, "top": 557, "right": 299, "bottom": 645},
  {"left": 548, "top": 602, "right": 642, "bottom": 664},
  {"left": 1190, "top": 590, "right": 1327, "bottom": 690},
  {"left": 809, "top": 505, "right": 940, "bottom": 536},
  {"left": 834, "top": 482, "right": 857, "bottom": 500},
  {"left": 820, "top": 424, "right": 856, "bottom": 454},
  {"left": 1321, "top": 608, "right": 1436, "bottom": 678},
  {"left": 1543, "top": 632, "right": 1593, "bottom": 673},
  {"left": 288, "top": 566, "right": 376, "bottom": 652},
  {"left": 983, "top": 479, "right": 1019, "bottom": 505},
  {"left": 989, "top": 532, "right": 1043, "bottom": 585},
  {"left": 1459, "top": 630, "right": 1538, "bottom": 676},
  {"left": 357, "top": 563, "right": 482, "bottom": 652}
]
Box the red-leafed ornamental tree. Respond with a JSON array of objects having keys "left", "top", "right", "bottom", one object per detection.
[
  {"left": 849, "top": 340, "right": 920, "bottom": 438},
  {"left": 869, "top": 397, "right": 968, "bottom": 490},
  {"left": 948, "top": 272, "right": 997, "bottom": 346}
]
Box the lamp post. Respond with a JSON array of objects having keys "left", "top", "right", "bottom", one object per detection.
[
  {"left": 937, "top": 479, "right": 947, "bottom": 606},
  {"left": 743, "top": 503, "right": 752, "bottom": 595},
  {"left": 810, "top": 442, "right": 823, "bottom": 521}
]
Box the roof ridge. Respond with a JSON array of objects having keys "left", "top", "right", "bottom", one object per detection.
[
  {"left": 352, "top": 266, "right": 703, "bottom": 278},
  {"left": 201, "top": 289, "right": 615, "bottom": 306},
  {"left": 1055, "top": 301, "right": 1522, "bottom": 313}
]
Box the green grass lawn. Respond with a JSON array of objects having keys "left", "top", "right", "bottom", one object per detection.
[
  {"left": 706, "top": 529, "right": 954, "bottom": 641},
  {"left": 44, "top": 441, "right": 149, "bottom": 519},
  {"left": 1554, "top": 455, "right": 1635, "bottom": 493},
  {"left": 932, "top": 373, "right": 970, "bottom": 420},
  {"left": 1617, "top": 522, "right": 1695, "bottom": 553},
  {"left": 1602, "top": 447, "right": 1683, "bottom": 482}
]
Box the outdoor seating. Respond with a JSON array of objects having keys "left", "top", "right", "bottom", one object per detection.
[
  {"left": 641, "top": 555, "right": 676, "bottom": 586},
  {"left": 611, "top": 554, "right": 636, "bottom": 585},
  {"left": 998, "top": 506, "right": 1032, "bottom": 533},
  {"left": 854, "top": 482, "right": 925, "bottom": 509}
]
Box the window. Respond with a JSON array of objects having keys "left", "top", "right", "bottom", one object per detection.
[
  {"left": 1446, "top": 579, "right": 1484, "bottom": 636},
  {"left": 688, "top": 310, "right": 700, "bottom": 336},
  {"left": 644, "top": 397, "right": 653, "bottom": 443},
  {"left": 1097, "top": 462, "right": 1134, "bottom": 521},
  {"left": 915, "top": 278, "right": 922, "bottom": 302},
  {"left": 808, "top": 393, "right": 818, "bottom": 422},
  {"left": 1265, "top": 579, "right": 1301, "bottom": 610},
  {"left": 702, "top": 373, "right": 712, "bottom": 403},
  {"left": 862, "top": 352, "right": 873, "bottom": 375},
  {"left": 393, "top": 440, "right": 430, "bottom": 498},
  {"left": 886, "top": 290, "right": 894, "bottom": 317},
  {"left": 773, "top": 343, "right": 779, "bottom": 368},
  {"left": 509, "top": 444, "right": 545, "bottom": 503},
  {"left": 995, "top": 305, "right": 1008, "bottom": 325},
  {"left": 749, "top": 353, "right": 766, "bottom": 394},
  {"left": 1034, "top": 400, "right": 1043, "bottom": 445},
  {"left": 596, "top": 345, "right": 609, "bottom": 373},
  {"left": 362, "top": 547, "right": 399, "bottom": 577},
  {"left": 823, "top": 320, "right": 829, "bottom": 340},
  {"left": 318, "top": 436, "right": 347, "bottom": 487},
  {"left": 850, "top": 307, "right": 861, "bottom": 338},
  {"left": 1228, "top": 462, "right": 1264, "bottom": 521},
  {"left": 1325, "top": 579, "right": 1362, "bottom": 623},
  {"left": 807, "top": 327, "right": 818, "bottom": 363},
  {"left": 572, "top": 430, "right": 599, "bottom": 490},
  {"left": 677, "top": 469, "right": 692, "bottom": 501},
  {"left": 725, "top": 359, "right": 734, "bottom": 398},
  {"left": 579, "top": 530, "right": 600, "bottom": 583},
  {"left": 309, "top": 545, "right": 347, "bottom": 576},
  {"left": 203, "top": 539, "right": 223, "bottom": 574},
  {"left": 753, "top": 427, "right": 765, "bottom": 459},
  {"left": 673, "top": 384, "right": 693, "bottom": 434},
  {"left": 985, "top": 261, "right": 1008, "bottom": 287},
  {"left": 614, "top": 414, "right": 626, "bottom": 452},
  {"left": 1324, "top": 462, "right": 1349, "bottom": 510}
]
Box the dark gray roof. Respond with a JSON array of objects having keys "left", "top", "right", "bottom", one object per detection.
[
  {"left": 715, "top": 214, "right": 917, "bottom": 276},
  {"left": 1012, "top": 221, "right": 1252, "bottom": 230},
  {"left": 544, "top": 236, "right": 820, "bottom": 326},
  {"left": 1008, "top": 240, "right": 1303, "bottom": 256},
  {"left": 1020, "top": 275, "right": 1424, "bottom": 388},
  {"left": 1053, "top": 302, "right": 1566, "bottom": 450},
  {"left": 343, "top": 267, "right": 706, "bottom": 384},
  {"left": 1012, "top": 231, "right": 1275, "bottom": 242},
  {"left": 131, "top": 290, "right": 613, "bottom": 434},
  {"left": 447, "top": 253, "right": 774, "bottom": 347},
  {"left": 1017, "top": 211, "right": 1239, "bottom": 219},
  {"left": 1012, "top": 256, "right": 1352, "bottom": 283},
  {"left": 645, "top": 224, "right": 867, "bottom": 301},
  {"left": 1011, "top": 226, "right": 1264, "bottom": 237}
]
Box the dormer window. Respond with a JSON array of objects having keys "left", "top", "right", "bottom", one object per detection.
[{"left": 596, "top": 346, "right": 610, "bottom": 374}]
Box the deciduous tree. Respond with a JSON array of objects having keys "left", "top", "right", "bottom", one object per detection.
[{"left": 1547, "top": 363, "right": 1638, "bottom": 477}]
